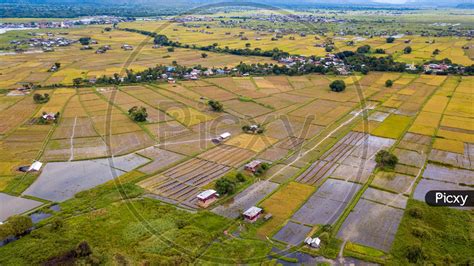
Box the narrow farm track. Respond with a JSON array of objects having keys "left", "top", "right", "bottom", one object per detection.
[{"left": 68, "top": 116, "right": 78, "bottom": 162}]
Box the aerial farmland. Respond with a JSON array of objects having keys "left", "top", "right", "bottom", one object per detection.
[{"left": 0, "top": 3, "right": 473, "bottom": 265}]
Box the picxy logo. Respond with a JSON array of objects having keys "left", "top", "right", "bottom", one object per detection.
[{"left": 425, "top": 190, "right": 473, "bottom": 207}]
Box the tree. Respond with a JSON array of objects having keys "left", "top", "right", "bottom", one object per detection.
[
  {"left": 104, "top": 27, "right": 112, "bottom": 32},
  {"left": 201, "top": 53, "right": 208, "bottom": 58},
  {"left": 386, "top": 36, "right": 395, "bottom": 43},
  {"left": 433, "top": 49, "right": 440, "bottom": 55},
  {"left": 375, "top": 48, "right": 385, "bottom": 54},
  {"left": 356, "top": 45, "right": 371, "bottom": 54},
  {"left": 325, "top": 45, "right": 334, "bottom": 52},
  {"left": 404, "top": 46, "right": 412, "bottom": 54},
  {"left": 385, "top": 79, "right": 393, "bottom": 87},
  {"left": 329, "top": 80, "right": 346, "bottom": 92},
  {"left": 235, "top": 172, "right": 246, "bottom": 182},
  {"left": 54, "top": 62, "right": 61, "bottom": 69},
  {"left": 245, "top": 43, "right": 251, "bottom": 48},
  {"left": 73, "top": 77, "right": 83, "bottom": 87},
  {"left": 167, "top": 47, "right": 174, "bottom": 52},
  {"left": 79, "top": 37, "right": 91, "bottom": 45},
  {"left": 208, "top": 100, "right": 223, "bottom": 112},
  {"left": 128, "top": 106, "right": 148, "bottom": 122},
  {"left": 215, "top": 177, "right": 236, "bottom": 195},
  {"left": 33, "top": 93, "right": 50, "bottom": 104},
  {"left": 375, "top": 150, "right": 398, "bottom": 170}
]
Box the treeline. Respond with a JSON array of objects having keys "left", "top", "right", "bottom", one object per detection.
[
  {"left": 336, "top": 51, "right": 407, "bottom": 72},
  {"left": 120, "top": 27, "right": 290, "bottom": 60},
  {"left": 0, "top": 3, "right": 180, "bottom": 18}
]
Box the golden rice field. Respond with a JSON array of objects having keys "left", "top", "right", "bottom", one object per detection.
[
  {"left": 0, "top": 25, "right": 274, "bottom": 89},
  {"left": 122, "top": 21, "right": 473, "bottom": 65}
]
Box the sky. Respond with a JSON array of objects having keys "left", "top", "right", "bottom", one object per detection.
[{"left": 371, "top": 0, "right": 407, "bottom": 3}]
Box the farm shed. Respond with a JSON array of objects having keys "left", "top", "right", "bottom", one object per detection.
[
  {"left": 243, "top": 206, "right": 262, "bottom": 223},
  {"left": 244, "top": 160, "right": 262, "bottom": 173},
  {"left": 196, "top": 189, "right": 218, "bottom": 208}
]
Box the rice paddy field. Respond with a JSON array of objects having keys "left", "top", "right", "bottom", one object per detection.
[
  {"left": 121, "top": 20, "right": 474, "bottom": 65},
  {"left": 0, "top": 36, "right": 472, "bottom": 264}
]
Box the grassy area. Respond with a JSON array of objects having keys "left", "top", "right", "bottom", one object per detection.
[
  {"left": 0, "top": 181, "right": 233, "bottom": 265},
  {"left": 390, "top": 199, "right": 474, "bottom": 264},
  {"left": 372, "top": 114, "right": 412, "bottom": 139},
  {"left": 257, "top": 182, "right": 315, "bottom": 237}
]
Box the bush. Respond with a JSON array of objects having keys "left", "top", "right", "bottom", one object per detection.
[
  {"left": 167, "top": 47, "right": 174, "bottom": 52},
  {"left": 79, "top": 37, "right": 91, "bottom": 45},
  {"left": 128, "top": 106, "right": 148, "bottom": 122},
  {"left": 385, "top": 79, "right": 393, "bottom": 87},
  {"left": 404, "top": 46, "right": 412, "bottom": 54},
  {"left": 374, "top": 150, "right": 398, "bottom": 170},
  {"left": 235, "top": 172, "right": 246, "bottom": 182},
  {"left": 356, "top": 45, "right": 371, "bottom": 54},
  {"left": 208, "top": 100, "right": 223, "bottom": 112},
  {"left": 386, "top": 36, "right": 395, "bottom": 43},
  {"left": 405, "top": 244, "right": 425, "bottom": 263},
  {"left": 411, "top": 227, "right": 431, "bottom": 239},
  {"left": 201, "top": 53, "right": 208, "bottom": 58},
  {"left": 329, "top": 80, "right": 346, "bottom": 92},
  {"left": 215, "top": 177, "right": 236, "bottom": 195},
  {"left": 33, "top": 93, "right": 50, "bottom": 104},
  {"left": 408, "top": 207, "right": 423, "bottom": 219},
  {"left": 375, "top": 48, "right": 385, "bottom": 54},
  {"left": 0, "top": 215, "right": 33, "bottom": 237}
]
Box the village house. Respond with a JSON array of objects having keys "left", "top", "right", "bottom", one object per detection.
[
  {"left": 243, "top": 206, "right": 263, "bottom": 223},
  {"left": 244, "top": 160, "right": 262, "bottom": 173},
  {"left": 42, "top": 112, "right": 57, "bottom": 121},
  {"left": 304, "top": 237, "right": 321, "bottom": 248},
  {"left": 196, "top": 189, "right": 218, "bottom": 208},
  {"left": 121, "top": 44, "right": 133, "bottom": 50}
]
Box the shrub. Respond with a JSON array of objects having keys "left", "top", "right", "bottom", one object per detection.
[
  {"left": 375, "top": 150, "right": 398, "bottom": 170},
  {"left": 411, "top": 227, "right": 430, "bottom": 239},
  {"left": 329, "top": 80, "right": 346, "bottom": 92},
  {"left": 408, "top": 207, "right": 423, "bottom": 219},
  {"left": 79, "top": 37, "right": 91, "bottom": 45},
  {"left": 167, "top": 47, "right": 174, "bottom": 52},
  {"left": 356, "top": 45, "right": 371, "bottom": 54},
  {"left": 208, "top": 100, "right": 223, "bottom": 112},
  {"left": 128, "top": 106, "right": 148, "bottom": 122},
  {"left": 386, "top": 36, "right": 395, "bottom": 43},
  {"left": 375, "top": 48, "right": 385, "bottom": 54},
  {"left": 433, "top": 49, "right": 440, "bottom": 55},
  {"left": 1, "top": 215, "right": 33, "bottom": 237},
  {"left": 235, "top": 172, "right": 246, "bottom": 182},
  {"left": 325, "top": 45, "right": 334, "bottom": 52},
  {"left": 215, "top": 177, "right": 236, "bottom": 195},
  {"left": 33, "top": 93, "right": 50, "bottom": 104},
  {"left": 404, "top": 46, "right": 412, "bottom": 54},
  {"left": 405, "top": 244, "right": 425, "bottom": 263},
  {"left": 385, "top": 79, "right": 393, "bottom": 87},
  {"left": 201, "top": 53, "right": 208, "bottom": 58}
]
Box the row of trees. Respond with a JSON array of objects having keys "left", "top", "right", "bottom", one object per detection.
[{"left": 121, "top": 28, "right": 291, "bottom": 60}]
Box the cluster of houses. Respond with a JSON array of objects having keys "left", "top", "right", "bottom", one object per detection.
[
  {"left": 95, "top": 45, "right": 112, "bottom": 54},
  {"left": 279, "top": 53, "right": 351, "bottom": 75},
  {"left": 0, "top": 16, "right": 133, "bottom": 31},
  {"left": 423, "top": 63, "right": 451, "bottom": 73},
  {"left": 10, "top": 36, "right": 76, "bottom": 50}
]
